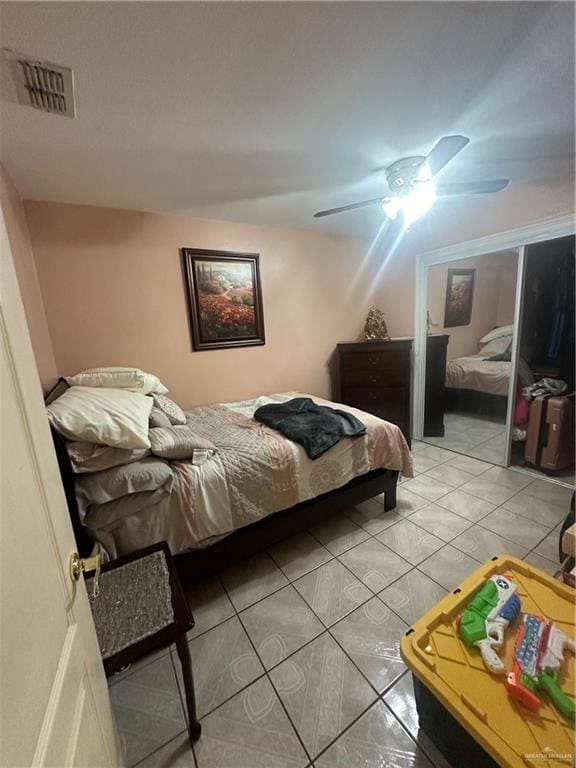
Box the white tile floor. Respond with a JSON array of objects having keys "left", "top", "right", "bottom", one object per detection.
[
  {"left": 424, "top": 412, "right": 575, "bottom": 488},
  {"left": 423, "top": 412, "right": 508, "bottom": 464},
  {"left": 109, "top": 440, "right": 573, "bottom": 768}
]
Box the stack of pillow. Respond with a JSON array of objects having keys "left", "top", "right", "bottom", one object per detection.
[
  {"left": 46, "top": 367, "right": 217, "bottom": 528},
  {"left": 46, "top": 366, "right": 216, "bottom": 473},
  {"left": 479, "top": 325, "right": 514, "bottom": 361}
]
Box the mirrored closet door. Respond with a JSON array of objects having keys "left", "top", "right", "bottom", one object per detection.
[
  {"left": 509, "top": 235, "right": 575, "bottom": 483},
  {"left": 415, "top": 221, "right": 575, "bottom": 483},
  {"left": 422, "top": 249, "right": 520, "bottom": 466}
]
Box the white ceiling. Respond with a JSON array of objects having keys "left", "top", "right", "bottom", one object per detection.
[{"left": 1, "top": 2, "right": 574, "bottom": 238}]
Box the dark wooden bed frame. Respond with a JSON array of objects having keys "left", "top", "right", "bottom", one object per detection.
[
  {"left": 45, "top": 379, "right": 399, "bottom": 584},
  {"left": 446, "top": 387, "right": 508, "bottom": 420}
]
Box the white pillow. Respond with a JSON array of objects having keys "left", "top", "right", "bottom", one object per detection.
[
  {"left": 479, "top": 325, "right": 514, "bottom": 346},
  {"left": 151, "top": 393, "right": 187, "bottom": 425},
  {"left": 67, "top": 442, "right": 150, "bottom": 473},
  {"left": 480, "top": 336, "right": 512, "bottom": 357},
  {"left": 66, "top": 366, "right": 168, "bottom": 395},
  {"left": 47, "top": 387, "right": 153, "bottom": 449}
]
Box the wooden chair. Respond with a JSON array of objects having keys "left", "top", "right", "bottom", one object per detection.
[{"left": 85, "top": 541, "right": 201, "bottom": 745}]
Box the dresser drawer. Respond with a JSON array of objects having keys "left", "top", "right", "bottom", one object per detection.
[
  {"left": 341, "top": 350, "right": 409, "bottom": 386},
  {"left": 342, "top": 369, "right": 388, "bottom": 387},
  {"left": 341, "top": 350, "right": 388, "bottom": 370},
  {"left": 344, "top": 386, "right": 408, "bottom": 422}
]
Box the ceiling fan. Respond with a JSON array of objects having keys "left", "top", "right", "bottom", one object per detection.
[{"left": 313, "top": 135, "right": 509, "bottom": 224}]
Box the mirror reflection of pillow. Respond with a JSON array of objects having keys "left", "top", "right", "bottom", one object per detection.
[
  {"left": 483, "top": 348, "right": 512, "bottom": 362},
  {"left": 150, "top": 425, "right": 216, "bottom": 460},
  {"left": 479, "top": 325, "right": 514, "bottom": 345},
  {"left": 479, "top": 336, "right": 512, "bottom": 358}
]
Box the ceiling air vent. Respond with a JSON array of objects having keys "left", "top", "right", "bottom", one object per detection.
[{"left": 4, "top": 49, "right": 76, "bottom": 117}]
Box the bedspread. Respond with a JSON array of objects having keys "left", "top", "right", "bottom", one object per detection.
[
  {"left": 446, "top": 354, "right": 533, "bottom": 397},
  {"left": 446, "top": 355, "right": 511, "bottom": 396},
  {"left": 88, "top": 393, "right": 412, "bottom": 559}
]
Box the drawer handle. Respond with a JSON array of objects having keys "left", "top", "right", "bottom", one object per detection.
[
  {"left": 370, "top": 376, "right": 378, "bottom": 383},
  {"left": 370, "top": 394, "right": 377, "bottom": 400},
  {"left": 370, "top": 357, "right": 377, "bottom": 366}
]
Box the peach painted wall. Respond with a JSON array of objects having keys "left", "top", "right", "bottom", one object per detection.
[
  {"left": 0, "top": 165, "right": 58, "bottom": 390},
  {"left": 427, "top": 251, "right": 518, "bottom": 360},
  {"left": 24, "top": 201, "right": 377, "bottom": 408},
  {"left": 495, "top": 256, "right": 519, "bottom": 327},
  {"left": 373, "top": 178, "right": 574, "bottom": 337}
]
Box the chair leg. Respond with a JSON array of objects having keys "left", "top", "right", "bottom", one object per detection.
[{"left": 175, "top": 634, "right": 202, "bottom": 743}]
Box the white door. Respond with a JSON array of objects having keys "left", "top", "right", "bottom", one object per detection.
[{"left": 0, "top": 210, "right": 122, "bottom": 767}]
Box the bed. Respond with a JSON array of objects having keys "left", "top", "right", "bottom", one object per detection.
[
  {"left": 445, "top": 354, "right": 535, "bottom": 418},
  {"left": 444, "top": 326, "right": 533, "bottom": 419},
  {"left": 446, "top": 352, "right": 512, "bottom": 397},
  {"left": 46, "top": 380, "right": 412, "bottom": 578}
]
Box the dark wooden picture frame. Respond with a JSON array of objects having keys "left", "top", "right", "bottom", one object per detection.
[
  {"left": 444, "top": 268, "right": 475, "bottom": 327},
  {"left": 182, "top": 249, "right": 265, "bottom": 351}
]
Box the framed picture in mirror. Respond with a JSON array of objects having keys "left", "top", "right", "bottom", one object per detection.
[{"left": 444, "top": 268, "right": 475, "bottom": 327}]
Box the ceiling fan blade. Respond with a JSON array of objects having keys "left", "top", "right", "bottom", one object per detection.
[
  {"left": 313, "top": 198, "right": 384, "bottom": 218},
  {"left": 436, "top": 179, "right": 509, "bottom": 197},
  {"left": 423, "top": 135, "right": 470, "bottom": 178}
]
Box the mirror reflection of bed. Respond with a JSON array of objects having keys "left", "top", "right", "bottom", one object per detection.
[{"left": 423, "top": 250, "right": 520, "bottom": 465}]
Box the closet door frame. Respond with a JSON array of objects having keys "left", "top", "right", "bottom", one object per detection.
[{"left": 413, "top": 214, "right": 574, "bottom": 462}]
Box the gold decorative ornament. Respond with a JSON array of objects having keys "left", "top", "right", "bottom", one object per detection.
[
  {"left": 363, "top": 307, "right": 391, "bottom": 341},
  {"left": 427, "top": 310, "right": 438, "bottom": 335}
]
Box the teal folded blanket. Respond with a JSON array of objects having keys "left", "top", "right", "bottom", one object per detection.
[{"left": 254, "top": 397, "right": 366, "bottom": 460}]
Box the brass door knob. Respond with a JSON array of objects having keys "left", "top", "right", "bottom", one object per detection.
[{"left": 70, "top": 552, "right": 102, "bottom": 598}]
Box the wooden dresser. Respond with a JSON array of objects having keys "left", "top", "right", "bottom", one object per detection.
[{"left": 335, "top": 339, "right": 413, "bottom": 445}]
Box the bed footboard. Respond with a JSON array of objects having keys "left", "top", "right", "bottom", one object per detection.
[{"left": 176, "top": 468, "right": 398, "bottom": 585}]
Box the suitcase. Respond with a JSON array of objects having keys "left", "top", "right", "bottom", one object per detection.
[{"left": 525, "top": 392, "right": 575, "bottom": 470}]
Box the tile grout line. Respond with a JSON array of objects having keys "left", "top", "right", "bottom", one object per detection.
[
  {"left": 107, "top": 645, "right": 172, "bottom": 687},
  {"left": 256, "top": 523, "right": 436, "bottom": 674},
  {"left": 130, "top": 723, "right": 193, "bottom": 768},
  {"left": 270, "top": 532, "right": 425, "bottom": 646},
  {"left": 379, "top": 677, "right": 451, "bottom": 768},
  {"left": 138, "top": 564, "right": 562, "bottom": 760},
  {"left": 116, "top": 478, "right": 559, "bottom": 683},
  {"left": 122, "top": 647, "right": 192, "bottom": 768},
  {"left": 216, "top": 573, "right": 315, "bottom": 766},
  {"left": 186, "top": 552, "right": 416, "bottom": 763},
  {"left": 474, "top": 518, "right": 553, "bottom": 554},
  {"left": 309, "top": 661, "right": 440, "bottom": 768},
  {"left": 225, "top": 566, "right": 391, "bottom": 709},
  {"left": 124, "top": 452, "right": 567, "bottom": 763},
  {"left": 299, "top": 492, "right": 477, "bottom": 604},
  {"left": 266, "top": 543, "right": 336, "bottom": 585},
  {"left": 305, "top": 520, "right": 424, "bottom": 609},
  {"left": 117, "top": 442, "right": 567, "bottom": 768},
  {"left": 305, "top": 698, "right": 383, "bottom": 765},
  {"left": 404, "top": 464, "right": 567, "bottom": 533}
]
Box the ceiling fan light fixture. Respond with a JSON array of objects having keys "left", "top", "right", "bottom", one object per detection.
[
  {"left": 381, "top": 198, "right": 402, "bottom": 219},
  {"left": 381, "top": 184, "right": 436, "bottom": 223},
  {"left": 416, "top": 162, "right": 432, "bottom": 182},
  {"left": 313, "top": 136, "right": 508, "bottom": 221},
  {"left": 401, "top": 183, "right": 436, "bottom": 224}
]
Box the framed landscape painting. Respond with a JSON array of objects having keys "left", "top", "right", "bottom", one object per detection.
[
  {"left": 182, "top": 248, "right": 265, "bottom": 350},
  {"left": 444, "top": 268, "right": 475, "bottom": 327}
]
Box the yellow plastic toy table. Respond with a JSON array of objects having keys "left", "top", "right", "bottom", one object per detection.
[{"left": 400, "top": 555, "right": 575, "bottom": 768}]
